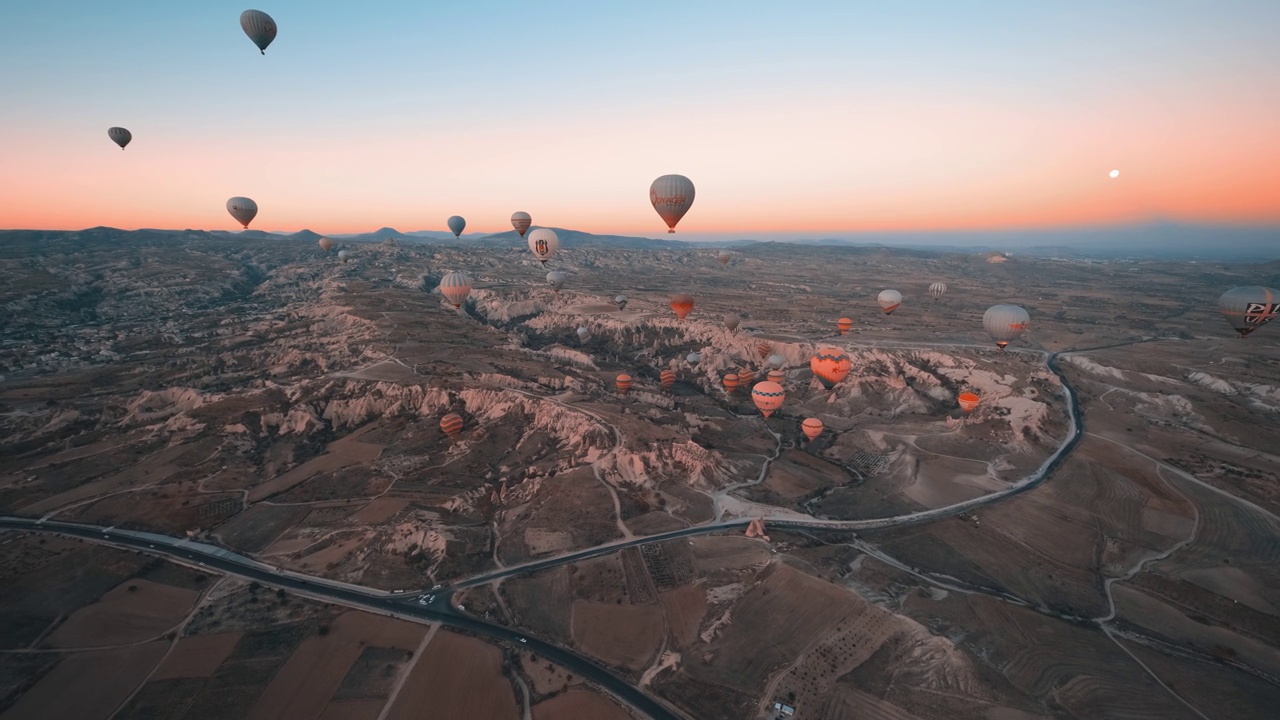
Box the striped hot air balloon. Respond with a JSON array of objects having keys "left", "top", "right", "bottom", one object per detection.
[
  {"left": 650, "top": 175, "right": 695, "bottom": 233},
  {"left": 722, "top": 373, "right": 740, "bottom": 393},
  {"left": 837, "top": 318, "right": 853, "bottom": 335},
  {"left": 439, "top": 271, "right": 471, "bottom": 308},
  {"left": 802, "top": 417, "right": 824, "bottom": 441},
  {"left": 929, "top": 282, "right": 947, "bottom": 300},
  {"left": 107, "top": 127, "right": 131, "bottom": 149},
  {"left": 757, "top": 342, "right": 772, "bottom": 360},
  {"left": 958, "top": 392, "right": 980, "bottom": 413},
  {"left": 615, "top": 374, "right": 633, "bottom": 395},
  {"left": 318, "top": 237, "right": 333, "bottom": 252},
  {"left": 511, "top": 211, "right": 532, "bottom": 238},
  {"left": 1218, "top": 286, "right": 1279, "bottom": 338},
  {"left": 767, "top": 369, "right": 785, "bottom": 384},
  {"left": 737, "top": 369, "right": 755, "bottom": 388},
  {"left": 751, "top": 381, "right": 785, "bottom": 418},
  {"left": 670, "top": 293, "right": 694, "bottom": 320},
  {"left": 447, "top": 215, "right": 466, "bottom": 239},
  {"left": 877, "top": 289, "right": 902, "bottom": 315},
  {"left": 440, "top": 413, "right": 464, "bottom": 438},
  {"left": 810, "top": 348, "right": 851, "bottom": 390},
  {"left": 226, "top": 197, "right": 258, "bottom": 228},
  {"left": 661, "top": 369, "right": 676, "bottom": 390},
  {"left": 983, "top": 304, "right": 1030, "bottom": 349},
  {"left": 240, "top": 10, "right": 277, "bottom": 55}
]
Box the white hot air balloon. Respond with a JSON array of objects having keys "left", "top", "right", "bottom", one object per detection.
[
  {"left": 240, "top": 10, "right": 277, "bottom": 55},
  {"left": 650, "top": 174, "right": 695, "bottom": 233},
  {"left": 337, "top": 249, "right": 350, "bottom": 263},
  {"left": 226, "top": 197, "right": 258, "bottom": 228},
  {"left": 438, "top": 271, "right": 472, "bottom": 308},
  {"left": 576, "top": 326, "right": 590, "bottom": 341},
  {"left": 877, "top": 289, "right": 902, "bottom": 315},
  {"left": 767, "top": 353, "right": 785, "bottom": 370},
  {"left": 511, "top": 211, "right": 532, "bottom": 238},
  {"left": 1218, "top": 286, "right": 1280, "bottom": 338},
  {"left": 983, "top": 304, "right": 1030, "bottom": 349},
  {"left": 686, "top": 352, "right": 700, "bottom": 366},
  {"left": 546, "top": 270, "right": 567, "bottom": 293},
  {"left": 447, "top": 215, "right": 466, "bottom": 239},
  {"left": 929, "top": 282, "right": 947, "bottom": 300},
  {"left": 528, "top": 228, "right": 558, "bottom": 264},
  {"left": 107, "top": 127, "right": 131, "bottom": 150}
]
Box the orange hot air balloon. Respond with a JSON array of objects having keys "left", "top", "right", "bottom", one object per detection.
[
  {"left": 670, "top": 293, "right": 694, "bottom": 320},
  {"left": 616, "top": 374, "right": 633, "bottom": 395},
  {"left": 958, "top": 392, "right": 980, "bottom": 413},
  {"left": 767, "top": 369, "right": 785, "bottom": 384},
  {"left": 440, "top": 413, "right": 464, "bottom": 438},
  {"left": 810, "top": 348, "right": 852, "bottom": 390},
  {"left": 802, "top": 417, "right": 823, "bottom": 441},
  {"left": 837, "top": 318, "right": 853, "bottom": 335},
  {"left": 722, "top": 373, "right": 740, "bottom": 393},
  {"left": 751, "top": 381, "right": 785, "bottom": 418},
  {"left": 737, "top": 369, "right": 755, "bottom": 387},
  {"left": 661, "top": 369, "right": 676, "bottom": 390}
]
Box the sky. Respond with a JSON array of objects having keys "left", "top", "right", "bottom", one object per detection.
[{"left": 1, "top": 1, "right": 1279, "bottom": 240}]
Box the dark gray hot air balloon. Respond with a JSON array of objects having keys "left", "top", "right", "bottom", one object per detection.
[
  {"left": 724, "top": 314, "right": 741, "bottom": 332},
  {"left": 226, "top": 197, "right": 258, "bottom": 228},
  {"left": 650, "top": 174, "right": 695, "bottom": 233},
  {"left": 613, "top": 294, "right": 628, "bottom": 310},
  {"left": 546, "top": 271, "right": 567, "bottom": 293},
  {"left": 576, "top": 326, "right": 590, "bottom": 341},
  {"left": 447, "top": 215, "right": 466, "bottom": 239},
  {"left": 983, "top": 304, "right": 1030, "bottom": 349},
  {"left": 240, "top": 10, "right": 277, "bottom": 54},
  {"left": 107, "top": 127, "right": 131, "bottom": 150},
  {"left": 1218, "top": 286, "right": 1279, "bottom": 338}
]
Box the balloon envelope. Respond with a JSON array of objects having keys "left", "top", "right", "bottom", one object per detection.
[
  {"left": 1218, "top": 286, "right": 1279, "bottom": 338},
  {"left": 983, "top": 304, "right": 1030, "bottom": 348},
  {"left": 546, "top": 271, "right": 567, "bottom": 292},
  {"left": 717, "top": 251, "right": 731, "bottom": 266},
  {"left": 240, "top": 9, "right": 277, "bottom": 54},
  {"left": 686, "top": 352, "right": 700, "bottom": 365},
  {"left": 616, "top": 374, "right": 633, "bottom": 394},
  {"left": 724, "top": 314, "right": 741, "bottom": 332},
  {"left": 751, "top": 381, "right": 785, "bottom": 418},
  {"left": 958, "top": 392, "right": 980, "bottom": 413},
  {"left": 811, "top": 348, "right": 852, "bottom": 390},
  {"left": 877, "top": 289, "right": 902, "bottom": 314},
  {"left": 767, "top": 369, "right": 785, "bottom": 384},
  {"left": 576, "top": 326, "right": 590, "bottom": 340},
  {"left": 439, "top": 271, "right": 472, "bottom": 308},
  {"left": 511, "top": 211, "right": 532, "bottom": 237},
  {"left": 837, "top": 318, "right": 853, "bottom": 335},
  {"left": 226, "top": 197, "right": 258, "bottom": 228},
  {"left": 929, "top": 282, "right": 947, "bottom": 299},
  {"left": 650, "top": 174, "right": 695, "bottom": 233},
  {"left": 614, "top": 294, "right": 628, "bottom": 309},
  {"left": 337, "top": 249, "right": 350, "bottom": 262},
  {"left": 447, "top": 215, "right": 466, "bottom": 238},
  {"left": 737, "top": 369, "right": 756, "bottom": 388},
  {"left": 440, "top": 413, "right": 464, "bottom": 438},
  {"left": 802, "top": 417, "right": 823, "bottom": 441},
  {"left": 528, "top": 228, "right": 558, "bottom": 264},
  {"left": 661, "top": 369, "right": 676, "bottom": 389},
  {"left": 107, "top": 127, "right": 131, "bottom": 149},
  {"left": 318, "top": 237, "right": 333, "bottom": 252},
  {"left": 670, "top": 293, "right": 694, "bottom": 320},
  {"left": 767, "top": 353, "right": 785, "bottom": 369},
  {"left": 722, "top": 373, "right": 740, "bottom": 393}
]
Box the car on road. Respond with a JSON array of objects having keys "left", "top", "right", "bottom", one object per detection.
[{"left": 518, "top": 637, "right": 527, "bottom": 644}]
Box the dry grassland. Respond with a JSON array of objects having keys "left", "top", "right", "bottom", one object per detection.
[
  {"left": 46, "top": 578, "right": 198, "bottom": 647},
  {"left": 571, "top": 601, "right": 665, "bottom": 671},
  {"left": 531, "top": 690, "right": 630, "bottom": 720},
  {"left": 150, "top": 632, "right": 242, "bottom": 680},
  {"left": 383, "top": 630, "right": 517, "bottom": 720},
  {"left": 4, "top": 641, "right": 168, "bottom": 720}
]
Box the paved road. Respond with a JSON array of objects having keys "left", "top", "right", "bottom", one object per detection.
[{"left": 0, "top": 517, "right": 686, "bottom": 720}]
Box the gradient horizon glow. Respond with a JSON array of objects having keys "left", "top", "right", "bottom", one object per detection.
[{"left": 2, "top": 1, "right": 1278, "bottom": 240}]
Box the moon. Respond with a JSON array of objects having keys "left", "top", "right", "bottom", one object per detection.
[{"left": 1109, "top": 169, "right": 1120, "bottom": 179}]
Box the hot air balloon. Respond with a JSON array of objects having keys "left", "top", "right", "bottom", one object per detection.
[
  {"left": 511, "top": 211, "right": 532, "bottom": 238},
  {"left": 802, "top": 417, "right": 823, "bottom": 441},
  {"left": 958, "top": 392, "right": 980, "bottom": 413},
  {"left": 929, "top": 282, "right": 947, "bottom": 300},
  {"left": 577, "top": 326, "right": 590, "bottom": 341},
  {"left": 661, "top": 369, "right": 676, "bottom": 390},
  {"left": 226, "top": 197, "right": 258, "bottom": 229},
  {"left": 614, "top": 294, "right": 628, "bottom": 310},
  {"left": 528, "top": 228, "right": 558, "bottom": 264},
  {"left": 877, "top": 289, "right": 902, "bottom": 315},
  {"left": 983, "top": 304, "right": 1030, "bottom": 349},
  {"left": 337, "top": 249, "right": 350, "bottom": 263},
  {"left": 757, "top": 342, "right": 773, "bottom": 360},
  {"left": 546, "top": 271, "right": 567, "bottom": 293},
  {"left": 439, "top": 271, "right": 472, "bottom": 308},
  {"left": 650, "top": 174, "right": 695, "bottom": 233},
  {"left": 717, "top": 251, "right": 731, "bottom": 267},
  {"left": 440, "top": 413, "right": 464, "bottom": 438},
  {"left": 686, "top": 352, "right": 700, "bottom": 366},
  {"left": 447, "top": 215, "right": 466, "bottom": 239},
  {"left": 724, "top": 314, "right": 741, "bottom": 332},
  {"left": 240, "top": 9, "right": 277, "bottom": 55},
  {"left": 1218, "top": 286, "right": 1279, "bottom": 338},
  {"left": 107, "top": 127, "right": 131, "bottom": 150},
  {"left": 767, "top": 369, "right": 785, "bottom": 384},
  {"left": 810, "top": 348, "right": 851, "bottom": 391},
  {"left": 767, "top": 353, "right": 785, "bottom": 370},
  {"left": 723, "top": 373, "right": 740, "bottom": 393},
  {"left": 737, "top": 369, "right": 756, "bottom": 387},
  {"left": 616, "top": 374, "right": 633, "bottom": 395},
  {"left": 837, "top": 318, "right": 853, "bottom": 335},
  {"left": 752, "top": 381, "right": 785, "bottom": 418},
  {"left": 318, "top": 237, "right": 333, "bottom": 252},
  {"left": 670, "top": 294, "right": 694, "bottom": 320}
]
